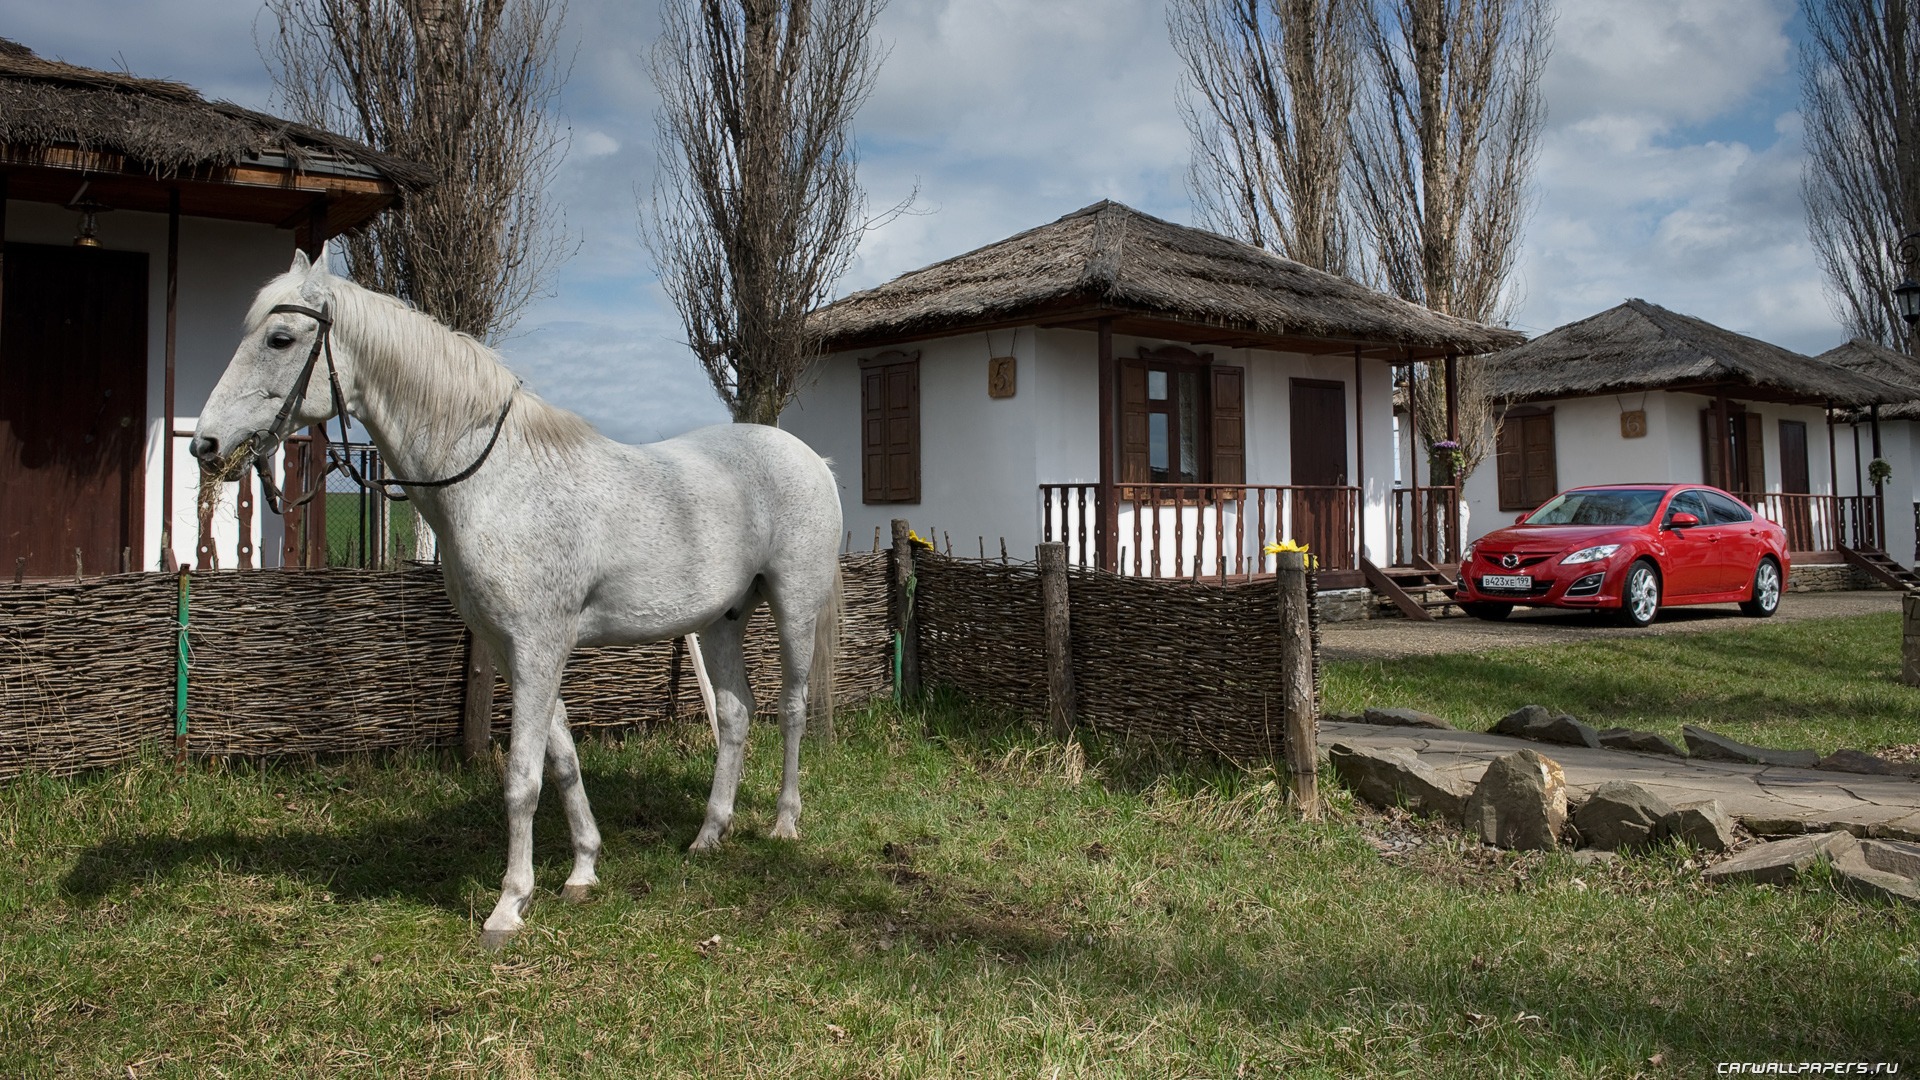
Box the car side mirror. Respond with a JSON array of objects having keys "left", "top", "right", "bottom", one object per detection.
[
  {"left": 1668, "top": 512, "right": 1701, "bottom": 529},
  {"left": 1514, "top": 512, "right": 1529, "bottom": 525}
]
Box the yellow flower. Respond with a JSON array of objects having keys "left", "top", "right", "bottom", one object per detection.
[
  {"left": 907, "top": 529, "right": 935, "bottom": 550},
  {"left": 1263, "top": 538, "right": 1319, "bottom": 569}
]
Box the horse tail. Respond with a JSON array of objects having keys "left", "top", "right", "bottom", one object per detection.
[{"left": 807, "top": 560, "right": 844, "bottom": 737}]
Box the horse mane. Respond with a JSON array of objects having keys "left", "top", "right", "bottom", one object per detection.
[{"left": 247, "top": 270, "right": 599, "bottom": 456}]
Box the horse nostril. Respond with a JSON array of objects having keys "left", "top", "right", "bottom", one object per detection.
[{"left": 191, "top": 435, "right": 219, "bottom": 463}]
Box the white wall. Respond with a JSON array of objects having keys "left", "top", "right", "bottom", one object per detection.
[
  {"left": 7, "top": 200, "right": 295, "bottom": 571},
  {"left": 783, "top": 326, "right": 1399, "bottom": 567}
]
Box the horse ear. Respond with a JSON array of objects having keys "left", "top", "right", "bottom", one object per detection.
[{"left": 289, "top": 249, "right": 311, "bottom": 275}]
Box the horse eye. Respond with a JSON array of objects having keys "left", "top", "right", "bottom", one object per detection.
[{"left": 267, "top": 330, "right": 297, "bottom": 349}]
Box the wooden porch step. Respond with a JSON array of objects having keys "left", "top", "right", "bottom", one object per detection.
[
  {"left": 1360, "top": 557, "right": 1456, "bottom": 621},
  {"left": 1838, "top": 545, "right": 1920, "bottom": 591}
]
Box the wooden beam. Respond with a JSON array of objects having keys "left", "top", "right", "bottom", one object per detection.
[
  {"left": 1097, "top": 318, "right": 1116, "bottom": 573},
  {"left": 1443, "top": 353, "right": 1459, "bottom": 443},
  {"left": 1353, "top": 344, "right": 1365, "bottom": 560},
  {"left": 162, "top": 188, "right": 179, "bottom": 572}
]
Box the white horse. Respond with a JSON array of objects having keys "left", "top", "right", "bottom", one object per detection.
[{"left": 192, "top": 252, "right": 843, "bottom": 946}]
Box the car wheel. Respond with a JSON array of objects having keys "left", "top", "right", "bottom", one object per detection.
[
  {"left": 1460, "top": 601, "right": 1512, "bottom": 621},
  {"left": 1739, "top": 558, "right": 1782, "bottom": 617},
  {"left": 1615, "top": 559, "right": 1660, "bottom": 627}
]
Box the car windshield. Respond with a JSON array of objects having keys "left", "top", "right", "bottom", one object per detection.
[{"left": 1524, "top": 488, "right": 1665, "bottom": 527}]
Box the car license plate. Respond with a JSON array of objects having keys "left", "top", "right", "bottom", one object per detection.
[{"left": 1481, "top": 574, "right": 1532, "bottom": 591}]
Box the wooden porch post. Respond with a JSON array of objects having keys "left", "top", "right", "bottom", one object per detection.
[
  {"left": 1872, "top": 403, "right": 1885, "bottom": 547},
  {"left": 1443, "top": 354, "right": 1460, "bottom": 562},
  {"left": 161, "top": 188, "right": 179, "bottom": 572},
  {"left": 301, "top": 202, "right": 331, "bottom": 569},
  {"left": 1353, "top": 345, "right": 1365, "bottom": 565},
  {"left": 1716, "top": 391, "right": 1734, "bottom": 491},
  {"left": 1097, "top": 317, "right": 1116, "bottom": 572},
  {"left": 1443, "top": 353, "right": 1459, "bottom": 443},
  {"left": 1406, "top": 362, "right": 1423, "bottom": 561}
]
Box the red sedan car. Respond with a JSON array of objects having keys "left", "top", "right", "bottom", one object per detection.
[{"left": 1453, "top": 484, "right": 1790, "bottom": 627}]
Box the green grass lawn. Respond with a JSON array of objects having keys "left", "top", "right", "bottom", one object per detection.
[
  {"left": 2, "top": 687, "right": 1917, "bottom": 1077},
  {"left": 1325, "top": 612, "right": 1920, "bottom": 755}
]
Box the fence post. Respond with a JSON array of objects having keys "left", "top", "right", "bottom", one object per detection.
[
  {"left": 1038, "top": 542, "right": 1076, "bottom": 739},
  {"left": 889, "top": 519, "right": 920, "bottom": 701},
  {"left": 462, "top": 633, "right": 496, "bottom": 762},
  {"left": 1903, "top": 594, "right": 1920, "bottom": 688},
  {"left": 1276, "top": 551, "right": 1319, "bottom": 818}
]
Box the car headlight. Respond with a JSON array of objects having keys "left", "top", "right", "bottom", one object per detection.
[
  {"left": 1461, "top": 542, "right": 1476, "bottom": 563},
  {"left": 1560, "top": 544, "right": 1621, "bottom": 565}
]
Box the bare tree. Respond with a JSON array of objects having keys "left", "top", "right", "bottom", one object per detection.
[
  {"left": 1169, "top": 0, "right": 1361, "bottom": 274},
  {"left": 1350, "top": 0, "right": 1550, "bottom": 479},
  {"left": 646, "top": 0, "right": 887, "bottom": 426},
  {"left": 265, "top": 0, "right": 570, "bottom": 340},
  {"left": 1802, "top": 0, "right": 1920, "bottom": 353}
]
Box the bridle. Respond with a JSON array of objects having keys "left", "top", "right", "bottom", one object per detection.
[{"left": 243, "top": 302, "right": 516, "bottom": 513}]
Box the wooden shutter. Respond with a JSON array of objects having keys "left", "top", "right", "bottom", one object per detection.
[
  {"left": 1209, "top": 365, "right": 1245, "bottom": 485},
  {"left": 1496, "top": 420, "right": 1523, "bottom": 510},
  {"left": 1742, "top": 412, "right": 1765, "bottom": 495},
  {"left": 1521, "top": 412, "right": 1557, "bottom": 506},
  {"left": 1120, "top": 360, "right": 1149, "bottom": 485},
  {"left": 1701, "top": 408, "right": 1725, "bottom": 487},
  {"left": 859, "top": 351, "right": 919, "bottom": 504}
]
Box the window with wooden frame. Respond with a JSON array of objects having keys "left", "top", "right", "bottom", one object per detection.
[
  {"left": 1700, "top": 406, "right": 1764, "bottom": 495},
  {"left": 1495, "top": 406, "right": 1558, "bottom": 511},
  {"left": 860, "top": 350, "right": 919, "bottom": 504},
  {"left": 1119, "top": 346, "right": 1244, "bottom": 489}
]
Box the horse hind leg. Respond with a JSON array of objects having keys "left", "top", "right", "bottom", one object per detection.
[
  {"left": 544, "top": 697, "right": 602, "bottom": 902},
  {"left": 689, "top": 612, "right": 754, "bottom": 852}
]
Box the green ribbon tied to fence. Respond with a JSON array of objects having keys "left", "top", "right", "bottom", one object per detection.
[{"left": 174, "top": 568, "right": 189, "bottom": 760}]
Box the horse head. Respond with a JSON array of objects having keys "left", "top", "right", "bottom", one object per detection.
[{"left": 190, "top": 250, "right": 352, "bottom": 474}]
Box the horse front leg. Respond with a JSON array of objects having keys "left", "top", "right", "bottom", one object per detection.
[
  {"left": 545, "top": 697, "right": 602, "bottom": 903},
  {"left": 690, "top": 615, "right": 753, "bottom": 852},
  {"left": 481, "top": 649, "right": 565, "bottom": 949}
]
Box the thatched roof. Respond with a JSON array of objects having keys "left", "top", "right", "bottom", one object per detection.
[
  {"left": 809, "top": 201, "right": 1523, "bottom": 359},
  {"left": 0, "top": 38, "right": 426, "bottom": 187},
  {"left": 1817, "top": 337, "right": 1920, "bottom": 420},
  {"left": 1484, "top": 299, "right": 1912, "bottom": 408}
]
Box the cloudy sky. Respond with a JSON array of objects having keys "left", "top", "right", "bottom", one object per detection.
[{"left": 5, "top": 0, "right": 1836, "bottom": 444}]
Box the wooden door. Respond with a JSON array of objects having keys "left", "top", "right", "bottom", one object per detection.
[
  {"left": 1778, "top": 419, "right": 1811, "bottom": 551},
  {"left": 0, "top": 243, "right": 148, "bottom": 577},
  {"left": 1289, "top": 379, "right": 1349, "bottom": 567}
]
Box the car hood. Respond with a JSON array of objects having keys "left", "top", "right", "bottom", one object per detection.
[{"left": 1473, "top": 524, "right": 1640, "bottom": 553}]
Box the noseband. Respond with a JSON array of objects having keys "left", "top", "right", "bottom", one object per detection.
[{"left": 247, "top": 302, "right": 516, "bottom": 513}]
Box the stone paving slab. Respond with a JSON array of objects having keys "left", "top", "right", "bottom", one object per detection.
[{"left": 1321, "top": 721, "right": 1920, "bottom": 841}]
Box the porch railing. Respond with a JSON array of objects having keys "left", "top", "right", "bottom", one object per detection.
[
  {"left": 1735, "top": 492, "right": 1880, "bottom": 555},
  {"left": 1038, "top": 483, "right": 1360, "bottom": 579},
  {"left": 1390, "top": 485, "right": 1461, "bottom": 567}
]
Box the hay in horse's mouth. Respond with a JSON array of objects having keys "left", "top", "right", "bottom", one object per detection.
[{"left": 197, "top": 443, "right": 256, "bottom": 521}]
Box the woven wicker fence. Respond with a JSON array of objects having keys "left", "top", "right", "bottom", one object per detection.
[
  {"left": 910, "top": 551, "right": 1318, "bottom": 761},
  {"left": 0, "top": 553, "right": 891, "bottom": 780}
]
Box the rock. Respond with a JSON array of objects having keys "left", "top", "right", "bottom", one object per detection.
[
  {"left": 1597, "top": 728, "right": 1687, "bottom": 757},
  {"left": 1830, "top": 844, "right": 1920, "bottom": 906},
  {"left": 1681, "top": 726, "right": 1820, "bottom": 768},
  {"left": 1658, "top": 800, "right": 1737, "bottom": 853},
  {"left": 1360, "top": 707, "right": 1453, "bottom": 730},
  {"left": 1463, "top": 749, "right": 1568, "bottom": 851},
  {"left": 1859, "top": 839, "right": 1920, "bottom": 880},
  {"left": 1740, "top": 816, "right": 1808, "bottom": 837},
  {"left": 1574, "top": 781, "right": 1677, "bottom": 851},
  {"left": 1702, "top": 831, "right": 1858, "bottom": 887},
  {"left": 1327, "top": 743, "right": 1472, "bottom": 824},
  {"left": 1568, "top": 849, "right": 1618, "bottom": 866},
  {"left": 1814, "top": 749, "right": 1896, "bottom": 775},
  {"left": 1323, "top": 711, "right": 1366, "bottom": 724},
  {"left": 1492, "top": 706, "right": 1602, "bottom": 749}
]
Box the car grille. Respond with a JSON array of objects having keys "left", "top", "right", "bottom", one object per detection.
[{"left": 1475, "top": 552, "right": 1554, "bottom": 572}]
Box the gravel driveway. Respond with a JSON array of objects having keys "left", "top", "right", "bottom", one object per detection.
[{"left": 1320, "top": 589, "right": 1903, "bottom": 662}]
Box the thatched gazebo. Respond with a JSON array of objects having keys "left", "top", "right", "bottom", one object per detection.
[
  {"left": 0, "top": 38, "right": 424, "bottom": 577},
  {"left": 794, "top": 201, "right": 1522, "bottom": 591}
]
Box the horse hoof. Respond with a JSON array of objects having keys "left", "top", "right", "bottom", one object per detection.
[
  {"left": 688, "top": 834, "right": 722, "bottom": 854},
  {"left": 560, "top": 883, "right": 593, "bottom": 904},
  {"left": 768, "top": 821, "right": 799, "bottom": 841},
  {"left": 479, "top": 926, "right": 520, "bottom": 951}
]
